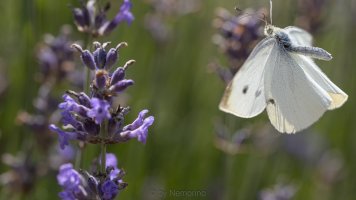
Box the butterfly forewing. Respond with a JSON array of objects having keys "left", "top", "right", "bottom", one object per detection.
[{"left": 219, "top": 38, "right": 275, "bottom": 118}]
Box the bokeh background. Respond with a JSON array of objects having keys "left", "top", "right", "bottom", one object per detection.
[{"left": 0, "top": 0, "right": 355, "bottom": 199}]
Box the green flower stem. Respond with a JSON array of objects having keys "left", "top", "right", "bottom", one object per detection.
[
  {"left": 100, "top": 120, "right": 109, "bottom": 174},
  {"left": 75, "top": 34, "right": 92, "bottom": 169}
]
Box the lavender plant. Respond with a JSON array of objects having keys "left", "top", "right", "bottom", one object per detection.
[
  {"left": 0, "top": 27, "right": 77, "bottom": 195},
  {"left": 295, "top": 0, "right": 329, "bottom": 34},
  {"left": 49, "top": 41, "right": 154, "bottom": 199},
  {"left": 17, "top": 26, "right": 77, "bottom": 152}
]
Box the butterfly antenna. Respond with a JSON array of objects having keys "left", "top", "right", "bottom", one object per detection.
[{"left": 269, "top": 0, "right": 273, "bottom": 24}]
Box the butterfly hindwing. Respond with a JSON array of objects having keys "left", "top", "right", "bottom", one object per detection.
[
  {"left": 264, "top": 47, "right": 332, "bottom": 133},
  {"left": 285, "top": 26, "right": 348, "bottom": 109}
]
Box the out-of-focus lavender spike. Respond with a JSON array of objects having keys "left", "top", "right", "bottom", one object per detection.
[
  {"left": 72, "top": 8, "right": 89, "bottom": 31},
  {"left": 143, "top": 0, "right": 201, "bottom": 43},
  {"left": 259, "top": 182, "right": 297, "bottom": 200},
  {"left": 295, "top": 0, "right": 328, "bottom": 34},
  {"left": 72, "top": 0, "right": 135, "bottom": 37},
  {"left": 99, "top": 0, "right": 134, "bottom": 35},
  {"left": 212, "top": 7, "right": 265, "bottom": 83}
]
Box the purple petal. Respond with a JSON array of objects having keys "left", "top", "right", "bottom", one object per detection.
[
  {"left": 106, "top": 153, "right": 118, "bottom": 168},
  {"left": 100, "top": 180, "right": 119, "bottom": 200},
  {"left": 57, "top": 163, "right": 81, "bottom": 190},
  {"left": 123, "top": 110, "right": 148, "bottom": 131},
  {"left": 87, "top": 98, "right": 111, "bottom": 124},
  {"left": 49, "top": 124, "right": 70, "bottom": 149},
  {"left": 120, "top": 115, "right": 154, "bottom": 144},
  {"left": 49, "top": 124, "right": 78, "bottom": 149}
]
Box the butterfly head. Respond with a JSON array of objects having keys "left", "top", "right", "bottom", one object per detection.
[{"left": 264, "top": 24, "right": 275, "bottom": 36}]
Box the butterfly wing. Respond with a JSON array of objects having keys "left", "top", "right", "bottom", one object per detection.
[
  {"left": 284, "top": 26, "right": 313, "bottom": 46},
  {"left": 292, "top": 55, "right": 348, "bottom": 109},
  {"left": 285, "top": 27, "right": 348, "bottom": 109},
  {"left": 264, "top": 47, "right": 332, "bottom": 133},
  {"left": 219, "top": 37, "right": 276, "bottom": 118}
]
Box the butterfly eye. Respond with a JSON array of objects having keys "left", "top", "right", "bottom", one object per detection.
[{"left": 283, "top": 42, "right": 291, "bottom": 49}]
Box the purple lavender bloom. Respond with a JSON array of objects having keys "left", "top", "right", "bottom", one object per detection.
[
  {"left": 124, "top": 110, "right": 149, "bottom": 130},
  {"left": 58, "top": 94, "right": 77, "bottom": 110},
  {"left": 99, "top": 0, "right": 134, "bottom": 35},
  {"left": 87, "top": 98, "right": 111, "bottom": 124},
  {"left": 61, "top": 110, "right": 80, "bottom": 128},
  {"left": 57, "top": 163, "right": 91, "bottom": 200},
  {"left": 120, "top": 110, "right": 155, "bottom": 144},
  {"left": 57, "top": 163, "right": 81, "bottom": 191},
  {"left": 100, "top": 180, "right": 119, "bottom": 200},
  {"left": 59, "top": 94, "right": 89, "bottom": 118},
  {"left": 105, "top": 153, "right": 121, "bottom": 180},
  {"left": 51, "top": 41, "right": 154, "bottom": 147},
  {"left": 106, "top": 153, "right": 118, "bottom": 167},
  {"left": 58, "top": 191, "right": 76, "bottom": 200},
  {"left": 49, "top": 124, "right": 76, "bottom": 149}
]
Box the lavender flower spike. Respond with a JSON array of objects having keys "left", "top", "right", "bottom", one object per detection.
[
  {"left": 87, "top": 98, "right": 111, "bottom": 124},
  {"left": 99, "top": 0, "right": 134, "bottom": 35}
]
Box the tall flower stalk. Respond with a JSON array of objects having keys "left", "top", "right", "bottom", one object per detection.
[
  {"left": 69, "top": 0, "right": 134, "bottom": 169},
  {"left": 50, "top": 41, "right": 154, "bottom": 199}
]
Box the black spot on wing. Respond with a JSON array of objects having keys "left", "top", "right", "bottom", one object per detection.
[
  {"left": 267, "top": 99, "right": 275, "bottom": 105},
  {"left": 242, "top": 85, "right": 248, "bottom": 94}
]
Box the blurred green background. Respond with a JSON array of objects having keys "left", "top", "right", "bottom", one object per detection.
[{"left": 0, "top": 0, "right": 355, "bottom": 199}]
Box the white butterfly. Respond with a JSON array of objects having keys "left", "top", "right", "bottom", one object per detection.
[{"left": 219, "top": 3, "right": 348, "bottom": 133}]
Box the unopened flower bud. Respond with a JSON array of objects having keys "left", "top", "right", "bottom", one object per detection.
[
  {"left": 72, "top": 8, "right": 88, "bottom": 29},
  {"left": 109, "top": 80, "right": 134, "bottom": 93},
  {"left": 94, "top": 70, "right": 107, "bottom": 89},
  {"left": 72, "top": 44, "right": 96, "bottom": 70},
  {"left": 110, "top": 67, "right": 125, "bottom": 85},
  {"left": 94, "top": 47, "right": 107, "bottom": 69},
  {"left": 105, "top": 48, "right": 118, "bottom": 70}
]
